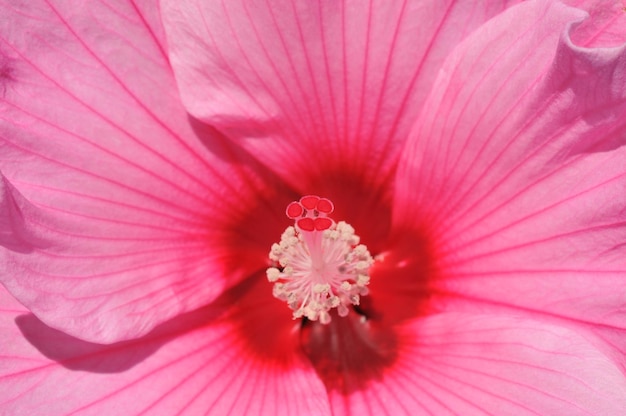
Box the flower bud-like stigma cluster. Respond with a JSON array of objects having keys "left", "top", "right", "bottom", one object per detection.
[{"left": 266, "top": 195, "right": 373, "bottom": 324}]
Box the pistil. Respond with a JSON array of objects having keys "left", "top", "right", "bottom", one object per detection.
[{"left": 267, "top": 196, "right": 373, "bottom": 324}]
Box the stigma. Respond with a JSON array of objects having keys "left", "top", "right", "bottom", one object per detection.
[{"left": 267, "top": 195, "right": 373, "bottom": 324}]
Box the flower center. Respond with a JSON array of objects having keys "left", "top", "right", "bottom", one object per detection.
[{"left": 267, "top": 195, "right": 374, "bottom": 324}]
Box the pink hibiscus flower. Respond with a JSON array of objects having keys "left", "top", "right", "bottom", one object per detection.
[{"left": 2, "top": 0, "right": 626, "bottom": 414}]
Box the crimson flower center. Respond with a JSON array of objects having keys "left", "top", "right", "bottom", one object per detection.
[{"left": 266, "top": 195, "right": 374, "bottom": 324}]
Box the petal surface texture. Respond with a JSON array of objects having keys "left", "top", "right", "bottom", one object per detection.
[
  {"left": 326, "top": 314, "right": 626, "bottom": 415},
  {"left": 0, "top": 283, "right": 331, "bottom": 415},
  {"left": 162, "top": 0, "right": 521, "bottom": 190},
  {"left": 0, "top": 0, "right": 285, "bottom": 343},
  {"left": 564, "top": 0, "right": 626, "bottom": 47},
  {"left": 395, "top": 0, "right": 626, "bottom": 337}
]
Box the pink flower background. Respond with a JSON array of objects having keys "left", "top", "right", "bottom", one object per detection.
[{"left": 1, "top": 0, "right": 626, "bottom": 414}]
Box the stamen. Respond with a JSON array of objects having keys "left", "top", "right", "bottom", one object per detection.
[{"left": 267, "top": 195, "right": 374, "bottom": 324}]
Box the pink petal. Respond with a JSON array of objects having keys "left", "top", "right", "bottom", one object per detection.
[
  {"left": 0, "top": 281, "right": 331, "bottom": 415},
  {"left": 0, "top": 0, "right": 289, "bottom": 343},
  {"left": 327, "top": 313, "right": 626, "bottom": 415},
  {"left": 393, "top": 1, "right": 626, "bottom": 330},
  {"left": 564, "top": 0, "right": 626, "bottom": 47},
  {"left": 162, "top": 0, "right": 520, "bottom": 192}
]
